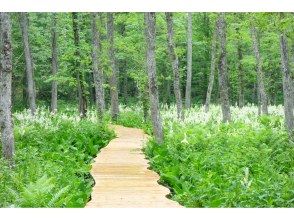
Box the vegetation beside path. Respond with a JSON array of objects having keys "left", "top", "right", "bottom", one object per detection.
[
  {"left": 118, "top": 104, "right": 294, "bottom": 207},
  {"left": 0, "top": 107, "right": 114, "bottom": 207}
]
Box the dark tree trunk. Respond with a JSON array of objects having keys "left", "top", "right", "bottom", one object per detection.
[
  {"left": 91, "top": 12, "right": 105, "bottom": 120},
  {"left": 185, "top": 12, "right": 192, "bottom": 108},
  {"left": 51, "top": 13, "right": 58, "bottom": 113},
  {"left": 204, "top": 22, "right": 217, "bottom": 112},
  {"left": 165, "top": 12, "right": 184, "bottom": 120},
  {"left": 145, "top": 12, "right": 164, "bottom": 144},
  {"left": 237, "top": 42, "right": 245, "bottom": 108},
  {"left": 217, "top": 13, "right": 231, "bottom": 122},
  {"left": 19, "top": 12, "right": 36, "bottom": 116},
  {"left": 0, "top": 12, "right": 15, "bottom": 163},
  {"left": 72, "top": 12, "right": 87, "bottom": 118},
  {"left": 280, "top": 33, "right": 294, "bottom": 134},
  {"left": 107, "top": 13, "right": 119, "bottom": 121},
  {"left": 251, "top": 26, "right": 268, "bottom": 115}
]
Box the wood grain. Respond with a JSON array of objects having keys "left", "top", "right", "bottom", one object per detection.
[{"left": 86, "top": 125, "right": 182, "bottom": 208}]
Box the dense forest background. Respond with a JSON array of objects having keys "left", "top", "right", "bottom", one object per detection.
[
  {"left": 10, "top": 12, "right": 294, "bottom": 111},
  {"left": 1, "top": 12, "right": 294, "bottom": 208}
]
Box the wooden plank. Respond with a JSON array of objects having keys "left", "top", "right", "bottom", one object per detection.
[{"left": 86, "top": 125, "right": 182, "bottom": 208}]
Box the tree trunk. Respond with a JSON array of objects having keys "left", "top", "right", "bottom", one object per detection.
[
  {"left": 217, "top": 13, "right": 231, "bottom": 123},
  {"left": 280, "top": 33, "right": 294, "bottom": 134},
  {"left": 19, "top": 12, "right": 36, "bottom": 116},
  {"left": 72, "top": 12, "right": 87, "bottom": 118},
  {"left": 0, "top": 12, "right": 15, "bottom": 163},
  {"left": 257, "top": 80, "right": 261, "bottom": 115},
  {"left": 91, "top": 12, "right": 105, "bottom": 120},
  {"left": 237, "top": 42, "right": 245, "bottom": 108},
  {"left": 251, "top": 26, "right": 268, "bottom": 115},
  {"left": 107, "top": 13, "right": 119, "bottom": 121},
  {"left": 204, "top": 22, "right": 217, "bottom": 112},
  {"left": 144, "top": 12, "right": 164, "bottom": 144},
  {"left": 51, "top": 13, "right": 58, "bottom": 113},
  {"left": 165, "top": 12, "right": 184, "bottom": 120},
  {"left": 185, "top": 12, "right": 192, "bottom": 108}
]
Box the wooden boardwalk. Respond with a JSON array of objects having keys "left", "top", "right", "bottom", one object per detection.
[{"left": 86, "top": 125, "right": 182, "bottom": 208}]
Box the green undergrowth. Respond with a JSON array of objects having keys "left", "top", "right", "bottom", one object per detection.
[
  {"left": 144, "top": 117, "right": 294, "bottom": 207},
  {"left": 0, "top": 109, "right": 115, "bottom": 207},
  {"left": 116, "top": 106, "right": 152, "bottom": 135}
]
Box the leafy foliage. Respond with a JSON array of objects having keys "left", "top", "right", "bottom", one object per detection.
[
  {"left": 0, "top": 108, "right": 115, "bottom": 207},
  {"left": 143, "top": 105, "right": 294, "bottom": 207}
]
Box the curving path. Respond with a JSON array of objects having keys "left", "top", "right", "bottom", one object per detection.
[{"left": 86, "top": 125, "right": 182, "bottom": 208}]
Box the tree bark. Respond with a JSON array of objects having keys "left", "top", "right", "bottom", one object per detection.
[
  {"left": 0, "top": 12, "right": 15, "bottom": 163},
  {"left": 50, "top": 13, "right": 58, "bottom": 113},
  {"left": 72, "top": 12, "right": 87, "bottom": 118},
  {"left": 251, "top": 26, "right": 268, "bottom": 115},
  {"left": 91, "top": 12, "right": 105, "bottom": 120},
  {"left": 280, "top": 33, "right": 294, "bottom": 134},
  {"left": 144, "top": 12, "right": 164, "bottom": 144},
  {"left": 107, "top": 13, "right": 119, "bottom": 121},
  {"left": 185, "top": 12, "right": 192, "bottom": 108},
  {"left": 217, "top": 13, "right": 231, "bottom": 123},
  {"left": 19, "top": 12, "right": 36, "bottom": 116},
  {"left": 165, "top": 12, "right": 184, "bottom": 120},
  {"left": 98, "top": 13, "right": 106, "bottom": 107},
  {"left": 204, "top": 22, "right": 217, "bottom": 112},
  {"left": 237, "top": 41, "right": 245, "bottom": 108}
]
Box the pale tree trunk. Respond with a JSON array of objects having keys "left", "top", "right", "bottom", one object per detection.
[
  {"left": 165, "top": 12, "right": 184, "bottom": 120},
  {"left": 0, "top": 13, "right": 15, "bottom": 163},
  {"left": 291, "top": 44, "right": 294, "bottom": 111},
  {"left": 19, "top": 12, "right": 36, "bottom": 116},
  {"left": 257, "top": 80, "right": 261, "bottom": 115},
  {"left": 217, "top": 13, "right": 231, "bottom": 123},
  {"left": 204, "top": 22, "right": 217, "bottom": 112},
  {"left": 72, "top": 12, "right": 87, "bottom": 118},
  {"left": 107, "top": 13, "right": 119, "bottom": 121},
  {"left": 144, "top": 12, "right": 164, "bottom": 144},
  {"left": 237, "top": 42, "right": 245, "bottom": 107},
  {"left": 98, "top": 13, "right": 106, "bottom": 107},
  {"left": 251, "top": 26, "right": 268, "bottom": 115},
  {"left": 280, "top": 33, "right": 294, "bottom": 134},
  {"left": 185, "top": 12, "right": 192, "bottom": 108},
  {"left": 51, "top": 13, "right": 58, "bottom": 113},
  {"left": 91, "top": 12, "right": 105, "bottom": 120}
]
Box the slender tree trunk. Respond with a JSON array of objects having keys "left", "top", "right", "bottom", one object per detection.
[
  {"left": 280, "top": 33, "right": 294, "bottom": 134},
  {"left": 145, "top": 12, "right": 164, "bottom": 144},
  {"left": 107, "top": 13, "right": 119, "bottom": 121},
  {"left": 251, "top": 26, "right": 268, "bottom": 115},
  {"left": 72, "top": 12, "right": 87, "bottom": 118},
  {"left": 138, "top": 82, "right": 149, "bottom": 122},
  {"left": 257, "top": 80, "right": 261, "bottom": 115},
  {"left": 0, "top": 13, "right": 15, "bottom": 163},
  {"left": 204, "top": 22, "right": 217, "bottom": 112},
  {"left": 98, "top": 13, "right": 105, "bottom": 107},
  {"left": 50, "top": 13, "right": 58, "bottom": 113},
  {"left": 123, "top": 72, "right": 128, "bottom": 102},
  {"left": 91, "top": 12, "right": 105, "bottom": 120},
  {"left": 291, "top": 44, "right": 294, "bottom": 111},
  {"left": 185, "top": 12, "right": 192, "bottom": 108},
  {"left": 19, "top": 12, "right": 36, "bottom": 116},
  {"left": 165, "top": 12, "right": 184, "bottom": 120},
  {"left": 237, "top": 42, "right": 245, "bottom": 107},
  {"left": 217, "top": 13, "right": 231, "bottom": 123}
]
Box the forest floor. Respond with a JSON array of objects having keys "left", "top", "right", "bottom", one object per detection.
[{"left": 86, "top": 125, "right": 182, "bottom": 208}]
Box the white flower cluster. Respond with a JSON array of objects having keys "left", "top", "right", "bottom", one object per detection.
[
  {"left": 161, "top": 104, "right": 284, "bottom": 127},
  {"left": 118, "top": 103, "right": 285, "bottom": 129}
]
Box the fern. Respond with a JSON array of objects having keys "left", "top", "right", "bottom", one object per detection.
[{"left": 47, "top": 185, "right": 70, "bottom": 208}]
